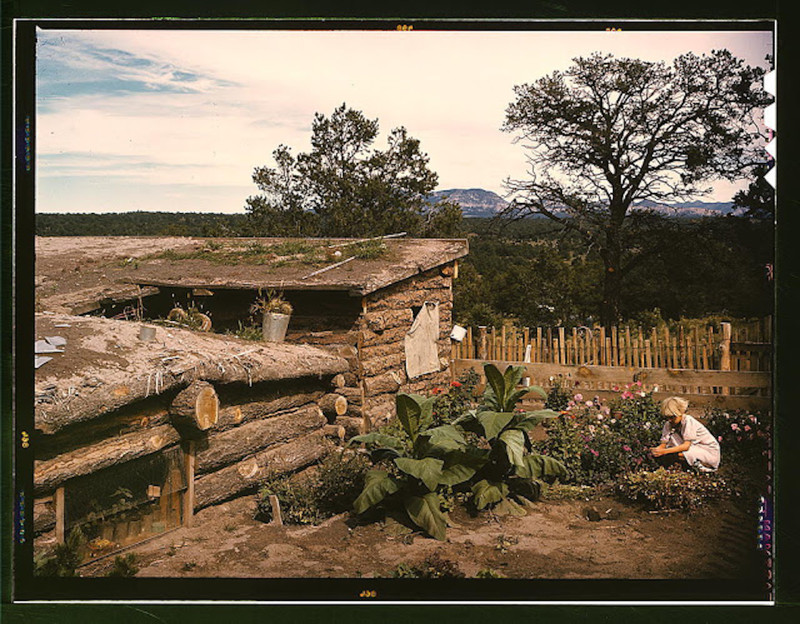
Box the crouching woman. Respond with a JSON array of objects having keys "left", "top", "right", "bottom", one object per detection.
[{"left": 650, "top": 396, "right": 721, "bottom": 472}]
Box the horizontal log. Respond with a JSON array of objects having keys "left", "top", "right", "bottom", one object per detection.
[
  {"left": 285, "top": 330, "right": 360, "bottom": 346},
  {"left": 35, "top": 402, "right": 171, "bottom": 461},
  {"left": 337, "top": 415, "right": 368, "bottom": 439},
  {"left": 364, "top": 370, "right": 404, "bottom": 396},
  {"left": 366, "top": 288, "right": 451, "bottom": 313},
  {"left": 216, "top": 391, "right": 324, "bottom": 429},
  {"left": 337, "top": 386, "right": 363, "bottom": 405},
  {"left": 194, "top": 405, "right": 325, "bottom": 475},
  {"left": 193, "top": 431, "right": 328, "bottom": 509},
  {"left": 35, "top": 343, "right": 348, "bottom": 435},
  {"left": 34, "top": 424, "right": 181, "bottom": 494},
  {"left": 361, "top": 353, "right": 406, "bottom": 378},
  {"left": 361, "top": 326, "right": 408, "bottom": 348},
  {"left": 322, "top": 424, "right": 346, "bottom": 441},
  {"left": 363, "top": 309, "right": 414, "bottom": 332},
  {"left": 360, "top": 342, "right": 405, "bottom": 362}
]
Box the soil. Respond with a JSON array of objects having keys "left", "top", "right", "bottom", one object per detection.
[{"left": 77, "top": 490, "right": 766, "bottom": 582}]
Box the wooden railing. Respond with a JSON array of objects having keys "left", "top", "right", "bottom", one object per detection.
[
  {"left": 451, "top": 318, "right": 772, "bottom": 373},
  {"left": 451, "top": 359, "right": 772, "bottom": 412}
]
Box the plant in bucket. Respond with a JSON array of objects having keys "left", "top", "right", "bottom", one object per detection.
[{"left": 251, "top": 289, "right": 293, "bottom": 342}]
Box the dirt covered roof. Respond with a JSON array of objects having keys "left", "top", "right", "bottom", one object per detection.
[
  {"left": 36, "top": 236, "right": 468, "bottom": 314},
  {"left": 34, "top": 312, "right": 348, "bottom": 434}
]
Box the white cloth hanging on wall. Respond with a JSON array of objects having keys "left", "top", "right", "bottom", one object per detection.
[{"left": 404, "top": 301, "right": 440, "bottom": 379}]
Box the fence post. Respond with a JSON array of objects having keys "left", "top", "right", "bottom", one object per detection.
[
  {"left": 720, "top": 322, "right": 732, "bottom": 395},
  {"left": 478, "top": 326, "right": 488, "bottom": 360}
]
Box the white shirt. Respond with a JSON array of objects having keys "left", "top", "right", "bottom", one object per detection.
[{"left": 660, "top": 413, "right": 720, "bottom": 453}]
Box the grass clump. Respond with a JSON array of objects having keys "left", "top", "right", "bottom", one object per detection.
[
  {"left": 256, "top": 449, "right": 371, "bottom": 525},
  {"left": 390, "top": 553, "right": 466, "bottom": 579},
  {"left": 225, "top": 320, "right": 263, "bottom": 341},
  {"left": 616, "top": 468, "right": 731, "bottom": 511}
]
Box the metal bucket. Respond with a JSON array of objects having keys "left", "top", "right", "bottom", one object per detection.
[{"left": 262, "top": 312, "right": 290, "bottom": 342}]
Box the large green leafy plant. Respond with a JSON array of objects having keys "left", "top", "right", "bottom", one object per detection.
[
  {"left": 349, "top": 394, "right": 481, "bottom": 540},
  {"left": 350, "top": 364, "right": 567, "bottom": 539},
  {"left": 454, "top": 364, "right": 566, "bottom": 515}
]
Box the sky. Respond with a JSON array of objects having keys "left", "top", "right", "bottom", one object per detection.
[{"left": 35, "top": 27, "right": 773, "bottom": 214}]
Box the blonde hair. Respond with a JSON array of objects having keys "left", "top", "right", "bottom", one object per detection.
[{"left": 661, "top": 396, "right": 689, "bottom": 418}]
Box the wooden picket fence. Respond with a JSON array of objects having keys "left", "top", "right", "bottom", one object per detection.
[
  {"left": 451, "top": 318, "right": 772, "bottom": 373},
  {"left": 450, "top": 359, "right": 772, "bottom": 412},
  {"left": 450, "top": 318, "right": 772, "bottom": 412}
]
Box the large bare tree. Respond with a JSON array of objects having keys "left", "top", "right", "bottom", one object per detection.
[{"left": 502, "top": 50, "right": 771, "bottom": 325}]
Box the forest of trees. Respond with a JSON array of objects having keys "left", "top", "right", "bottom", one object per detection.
[{"left": 35, "top": 211, "right": 772, "bottom": 327}]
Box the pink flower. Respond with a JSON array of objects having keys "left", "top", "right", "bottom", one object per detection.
[
  {"left": 601, "top": 406, "right": 611, "bottom": 415},
  {"left": 585, "top": 400, "right": 593, "bottom": 407},
  {"left": 744, "top": 425, "right": 751, "bottom": 432},
  {"left": 750, "top": 415, "right": 758, "bottom": 423},
  {"left": 589, "top": 449, "right": 599, "bottom": 457},
  {"left": 574, "top": 393, "right": 583, "bottom": 402},
  {"left": 718, "top": 436, "right": 723, "bottom": 442},
  {"left": 612, "top": 385, "right": 619, "bottom": 392},
  {"left": 635, "top": 381, "right": 642, "bottom": 387},
  {"left": 731, "top": 423, "right": 739, "bottom": 431},
  {"left": 621, "top": 391, "right": 633, "bottom": 400},
  {"left": 622, "top": 445, "right": 632, "bottom": 452}
]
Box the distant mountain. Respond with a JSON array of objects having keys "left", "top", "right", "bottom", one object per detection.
[
  {"left": 429, "top": 188, "right": 734, "bottom": 219},
  {"left": 429, "top": 188, "right": 509, "bottom": 218}
]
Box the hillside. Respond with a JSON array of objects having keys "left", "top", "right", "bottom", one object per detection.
[{"left": 429, "top": 189, "right": 734, "bottom": 218}]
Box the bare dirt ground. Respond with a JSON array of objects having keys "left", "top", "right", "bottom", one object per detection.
[{"left": 78, "top": 490, "right": 765, "bottom": 582}]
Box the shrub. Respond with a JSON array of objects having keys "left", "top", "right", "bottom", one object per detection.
[
  {"left": 34, "top": 527, "right": 85, "bottom": 577},
  {"left": 616, "top": 468, "right": 731, "bottom": 511},
  {"left": 706, "top": 408, "right": 770, "bottom": 463},
  {"left": 256, "top": 449, "right": 370, "bottom": 525},
  {"left": 533, "top": 382, "right": 661, "bottom": 484},
  {"left": 390, "top": 553, "right": 466, "bottom": 578},
  {"left": 431, "top": 369, "right": 480, "bottom": 424},
  {"left": 107, "top": 553, "right": 139, "bottom": 577},
  {"left": 544, "top": 374, "right": 571, "bottom": 411}
]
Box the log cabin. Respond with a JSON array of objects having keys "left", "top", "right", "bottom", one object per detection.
[
  {"left": 35, "top": 236, "right": 469, "bottom": 430},
  {"left": 32, "top": 312, "right": 349, "bottom": 563}
]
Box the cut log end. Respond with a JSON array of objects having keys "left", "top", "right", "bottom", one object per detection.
[
  {"left": 171, "top": 381, "right": 219, "bottom": 431},
  {"left": 318, "top": 393, "right": 348, "bottom": 422}
]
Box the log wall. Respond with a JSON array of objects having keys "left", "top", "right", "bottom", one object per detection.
[
  {"left": 33, "top": 370, "right": 344, "bottom": 544},
  {"left": 360, "top": 265, "right": 454, "bottom": 429}
]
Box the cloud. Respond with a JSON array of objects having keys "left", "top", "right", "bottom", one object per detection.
[{"left": 35, "top": 28, "right": 774, "bottom": 213}]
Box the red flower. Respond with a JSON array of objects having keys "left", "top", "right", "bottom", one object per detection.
[
  {"left": 432, "top": 387, "right": 443, "bottom": 395},
  {"left": 451, "top": 381, "right": 462, "bottom": 387}
]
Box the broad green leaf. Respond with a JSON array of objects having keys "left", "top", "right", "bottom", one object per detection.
[
  {"left": 503, "top": 365, "right": 524, "bottom": 394},
  {"left": 484, "top": 364, "right": 507, "bottom": 411},
  {"left": 477, "top": 410, "right": 514, "bottom": 440},
  {"left": 353, "top": 470, "right": 399, "bottom": 514},
  {"left": 420, "top": 425, "right": 466, "bottom": 451},
  {"left": 471, "top": 479, "right": 509, "bottom": 510},
  {"left": 396, "top": 393, "right": 435, "bottom": 441},
  {"left": 437, "top": 451, "right": 481, "bottom": 486},
  {"left": 506, "top": 387, "right": 531, "bottom": 409},
  {"left": 394, "top": 457, "right": 444, "bottom": 491},
  {"left": 349, "top": 432, "right": 404, "bottom": 450},
  {"left": 499, "top": 429, "right": 526, "bottom": 468},
  {"left": 528, "top": 385, "right": 548, "bottom": 400},
  {"left": 404, "top": 493, "right": 447, "bottom": 541},
  {"left": 516, "top": 454, "right": 567, "bottom": 481},
  {"left": 396, "top": 394, "right": 422, "bottom": 441}
]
